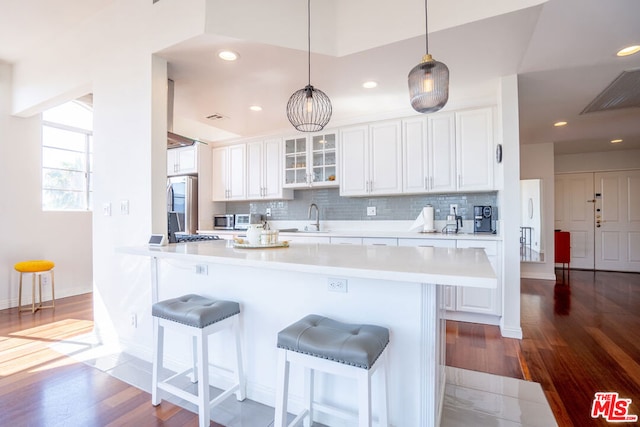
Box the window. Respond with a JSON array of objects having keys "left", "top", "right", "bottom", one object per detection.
[{"left": 42, "top": 100, "right": 93, "bottom": 211}]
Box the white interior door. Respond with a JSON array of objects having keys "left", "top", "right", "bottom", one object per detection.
[
  {"left": 555, "top": 173, "right": 595, "bottom": 269},
  {"left": 594, "top": 170, "right": 640, "bottom": 272}
]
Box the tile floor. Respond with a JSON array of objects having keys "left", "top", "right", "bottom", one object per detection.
[{"left": 51, "top": 334, "right": 557, "bottom": 426}]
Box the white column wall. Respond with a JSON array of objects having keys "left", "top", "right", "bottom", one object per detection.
[
  {"left": 497, "top": 75, "right": 522, "bottom": 339},
  {"left": 0, "top": 63, "right": 93, "bottom": 309}
]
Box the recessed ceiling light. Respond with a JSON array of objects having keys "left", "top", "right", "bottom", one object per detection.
[
  {"left": 363, "top": 81, "right": 378, "bottom": 89},
  {"left": 610, "top": 139, "right": 623, "bottom": 143},
  {"left": 218, "top": 50, "right": 239, "bottom": 61},
  {"left": 616, "top": 45, "right": 640, "bottom": 57},
  {"left": 554, "top": 121, "right": 568, "bottom": 127},
  {"left": 249, "top": 105, "right": 262, "bottom": 112}
]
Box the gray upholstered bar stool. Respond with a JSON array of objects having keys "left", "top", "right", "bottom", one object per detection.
[
  {"left": 274, "top": 314, "right": 390, "bottom": 427},
  {"left": 151, "top": 294, "right": 246, "bottom": 427}
]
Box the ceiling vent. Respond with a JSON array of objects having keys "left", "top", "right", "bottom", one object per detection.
[
  {"left": 581, "top": 69, "right": 640, "bottom": 114},
  {"left": 206, "top": 113, "right": 227, "bottom": 121}
]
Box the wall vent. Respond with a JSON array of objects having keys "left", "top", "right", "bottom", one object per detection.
[{"left": 581, "top": 69, "right": 640, "bottom": 114}]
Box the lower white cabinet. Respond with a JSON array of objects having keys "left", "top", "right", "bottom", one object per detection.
[{"left": 455, "top": 240, "right": 501, "bottom": 316}]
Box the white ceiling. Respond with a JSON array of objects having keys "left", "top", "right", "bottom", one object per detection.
[{"left": 1, "top": 0, "right": 639, "bottom": 154}]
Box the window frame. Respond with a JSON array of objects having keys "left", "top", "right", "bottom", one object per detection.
[{"left": 41, "top": 120, "right": 93, "bottom": 211}]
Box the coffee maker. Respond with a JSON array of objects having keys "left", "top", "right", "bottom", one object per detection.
[{"left": 474, "top": 206, "right": 494, "bottom": 233}]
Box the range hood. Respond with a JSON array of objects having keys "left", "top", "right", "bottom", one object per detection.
[{"left": 167, "top": 79, "right": 198, "bottom": 148}]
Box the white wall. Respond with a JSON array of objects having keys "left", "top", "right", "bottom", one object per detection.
[
  {"left": 0, "top": 63, "right": 93, "bottom": 309},
  {"left": 520, "top": 143, "right": 555, "bottom": 280},
  {"left": 555, "top": 149, "right": 640, "bottom": 173}
]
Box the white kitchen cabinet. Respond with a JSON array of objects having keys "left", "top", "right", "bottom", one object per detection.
[
  {"left": 211, "top": 145, "right": 246, "bottom": 201},
  {"left": 339, "top": 121, "right": 402, "bottom": 196},
  {"left": 331, "top": 237, "right": 362, "bottom": 245},
  {"left": 455, "top": 239, "right": 501, "bottom": 315},
  {"left": 167, "top": 145, "right": 198, "bottom": 176},
  {"left": 362, "top": 237, "right": 397, "bottom": 246},
  {"left": 285, "top": 235, "right": 331, "bottom": 244},
  {"left": 247, "top": 138, "right": 293, "bottom": 200},
  {"left": 284, "top": 132, "right": 338, "bottom": 188},
  {"left": 455, "top": 108, "right": 494, "bottom": 191}
]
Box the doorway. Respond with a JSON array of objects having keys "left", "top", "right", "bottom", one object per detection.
[{"left": 555, "top": 170, "right": 640, "bottom": 272}]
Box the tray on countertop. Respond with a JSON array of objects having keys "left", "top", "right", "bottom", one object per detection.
[{"left": 233, "top": 241, "right": 290, "bottom": 249}]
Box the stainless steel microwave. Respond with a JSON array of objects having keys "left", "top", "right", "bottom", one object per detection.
[{"left": 213, "top": 214, "right": 234, "bottom": 230}]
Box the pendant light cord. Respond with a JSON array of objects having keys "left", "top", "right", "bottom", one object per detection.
[
  {"left": 307, "top": 0, "right": 311, "bottom": 86},
  {"left": 424, "top": 0, "right": 429, "bottom": 54}
]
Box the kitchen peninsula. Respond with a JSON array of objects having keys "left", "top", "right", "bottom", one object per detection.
[{"left": 120, "top": 240, "right": 496, "bottom": 426}]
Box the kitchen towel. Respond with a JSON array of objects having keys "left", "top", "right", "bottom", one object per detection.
[{"left": 409, "top": 206, "right": 435, "bottom": 232}]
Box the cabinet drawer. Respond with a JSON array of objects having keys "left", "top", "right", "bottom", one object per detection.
[
  {"left": 331, "top": 237, "right": 362, "bottom": 245},
  {"left": 362, "top": 237, "right": 397, "bottom": 246},
  {"left": 398, "top": 238, "right": 456, "bottom": 248}
]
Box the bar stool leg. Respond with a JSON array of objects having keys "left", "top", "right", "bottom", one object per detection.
[
  {"left": 303, "top": 367, "right": 313, "bottom": 427},
  {"left": 50, "top": 270, "right": 55, "bottom": 308},
  {"left": 191, "top": 336, "right": 198, "bottom": 383},
  {"left": 274, "top": 349, "right": 290, "bottom": 427},
  {"left": 151, "top": 319, "right": 163, "bottom": 406},
  {"left": 232, "top": 317, "right": 246, "bottom": 401},
  {"left": 196, "top": 329, "right": 210, "bottom": 427},
  {"left": 357, "top": 369, "right": 372, "bottom": 427},
  {"left": 378, "top": 352, "right": 389, "bottom": 427},
  {"left": 38, "top": 273, "right": 44, "bottom": 309}
]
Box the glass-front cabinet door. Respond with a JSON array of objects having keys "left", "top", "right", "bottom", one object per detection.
[{"left": 284, "top": 132, "right": 338, "bottom": 188}]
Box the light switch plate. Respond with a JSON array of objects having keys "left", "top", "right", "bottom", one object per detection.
[
  {"left": 367, "top": 206, "right": 377, "bottom": 216},
  {"left": 103, "top": 202, "right": 111, "bottom": 216}
]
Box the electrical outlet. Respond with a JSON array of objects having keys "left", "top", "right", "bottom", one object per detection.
[
  {"left": 266, "top": 208, "right": 271, "bottom": 217},
  {"left": 41, "top": 274, "right": 50, "bottom": 286},
  {"left": 120, "top": 200, "right": 129, "bottom": 215},
  {"left": 103, "top": 202, "right": 111, "bottom": 216},
  {"left": 195, "top": 265, "right": 208, "bottom": 275},
  {"left": 449, "top": 204, "right": 459, "bottom": 215},
  {"left": 367, "top": 206, "right": 377, "bottom": 216},
  {"left": 130, "top": 313, "right": 137, "bottom": 328},
  {"left": 327, "top": 278, "right": 348, "bottom": 293}
]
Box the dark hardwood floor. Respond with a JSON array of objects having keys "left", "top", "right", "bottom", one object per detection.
[
  {"left": 446, "top": 269, "right": 640, "bottom": 427},
  {"left": 1, "top": 269, "right": 638, "bottom": 426}
]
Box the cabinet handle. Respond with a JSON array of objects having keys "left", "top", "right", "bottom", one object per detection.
[
  {"left": 424, "top": 177, "right": 428, "bottom": 190},
  {"left": 430, "top": 176, "right": 433, "bottom": 190},
  {"left": 458, "top": 174, "right": 461, "bottom": 188}
]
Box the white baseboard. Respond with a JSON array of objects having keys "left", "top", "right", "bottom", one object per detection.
[
  {"left": 0, "top": 286, "right": 92, "bottom": 310},
  {"left": 520, "top": 272, "right": 557, "bottom": 280}
]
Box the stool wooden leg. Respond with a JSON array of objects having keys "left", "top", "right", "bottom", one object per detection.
[
  {"left": 38, "top": 273, "right": 44, "bottom": 309},
  {"left": 31, "top": 273, "right": 37, "bottom": 313},
  {"left": 232, "top": 316, "right": 246, "bottom": 401},
  {"left": 274, "top": 349, "right": 290, "bottom": 427},
  {"left": 357, "top": 369, "right": 372, "bottom": 427},
  {"left": 151, "top": 319, "right": 163, "bottom": 406},
  {"left": 196, "top": 329, "right": 211, "bottom": 427},
  {"left": 49, "top": 270, "right": 55, "bottom": 308},
  {"left": 18, "top": 272, "right": 23, "bottom": 312}
]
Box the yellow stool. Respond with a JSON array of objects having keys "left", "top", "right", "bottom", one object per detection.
[{"left": 14, "top": 260, "right": 56, "bottom": 313}]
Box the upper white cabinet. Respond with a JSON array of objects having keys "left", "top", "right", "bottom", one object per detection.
[
  {"left": 403, "top": 108, "right": 493, "bottom": 194},
  {"left": 340, "top": 121, "right": 402, "bottom": 196},
  {"left": 247, "top": 138, "right": 293, "bottom": 200},
  {"left": 167, "top": 145, "right": 198, "bottom": 176},
  {"left": 211, "top": 145, "right": 246, "bottom": 201},
  {"left": 455, "top": 108, "right": 494, "bottom": 191},
  {"left": 284, "top": 132, "right": 338, "bottom": 188}
]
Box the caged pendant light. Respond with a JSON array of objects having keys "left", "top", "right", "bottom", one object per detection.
[
  {"left": 286, "top": 0, "right": 332, "bottom": 132},
  {"left": 408, "top": 0, "right": 449, "bottom": 113}
]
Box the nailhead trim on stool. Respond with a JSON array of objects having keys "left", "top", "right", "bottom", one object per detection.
[
  {"left": 274, "top": 314, "right": 390, "bottom": 427},
  {"left": 14, "top": 260, "right": 56, "bottom": 313},
  {"left": 151, "top": 294, "right": 246, "bottom": 427}
]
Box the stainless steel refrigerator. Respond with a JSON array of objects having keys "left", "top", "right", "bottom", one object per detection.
[{"left": 167, "top": 175, "right": 198, "bottom": 235}]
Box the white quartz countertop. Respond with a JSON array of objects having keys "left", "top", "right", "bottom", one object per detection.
[{"left": 119, "top": 240, "right": 496, "bottom": 288}]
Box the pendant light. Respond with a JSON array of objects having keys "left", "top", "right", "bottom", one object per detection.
[
  {"left": 286, "top": 0, "right": 332, "bottom": 132},
  {"left": 408, "top": 0, "right": 449, "bottom": 113}
]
